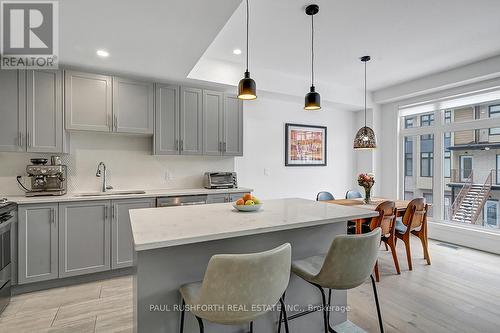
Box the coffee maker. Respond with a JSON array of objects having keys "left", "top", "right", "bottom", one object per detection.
[{"left": 25, "top": 159, "right": 67, "bottom": 197}]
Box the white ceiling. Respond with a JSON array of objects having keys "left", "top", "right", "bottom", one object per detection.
[
  {"left": 189, "top": 0, "right": 500, "bottom": 108},
  {"left": 58, "top": 0, "right": 500, "bottom": 109},
  {"left": 59, "top": 0, "right": 241, "bottom": 82}
]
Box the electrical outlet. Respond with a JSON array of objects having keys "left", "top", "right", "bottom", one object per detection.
[
  {"left": 264, "top": 168, "right": 270, "bottom": 176},
  {"left": 165, "top": 170, "right": 174, "bottom": 181}
]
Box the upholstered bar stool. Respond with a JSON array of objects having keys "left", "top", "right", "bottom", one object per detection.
[
  {"left": 291, "top": 229, "right": 384, "bottom": 333},
  {"left": 179, "top": 243, "right": 292, "bottom": 333}
]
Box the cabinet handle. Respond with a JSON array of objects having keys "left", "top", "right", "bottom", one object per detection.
[
  {"left": 180, "top": 140, "right": 183, "bottom": 152},
  {"left": 175, "top": 139, "right": 179, "bottom": 151},
  {"left": 223, "top": 142, "right": 227, "bottom": 152},
  {"left": 18, "top": 132, "right": 21, "bottom": 147},
  {"left": 219, "top": 141, "right": 222, "bottom": 152},
  {"left": 105, "top": 206, "right": 108, "bottom": 220},
  {"left": 111, "top": 205, "right": 116, "bottom": 219},
  {"left": 27, "top": 132, "right": 31, "bottom": 148}
]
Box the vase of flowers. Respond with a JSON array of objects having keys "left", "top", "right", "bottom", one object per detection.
[{"left": 358, "top": 173, "right": 375, "bottom": 204}]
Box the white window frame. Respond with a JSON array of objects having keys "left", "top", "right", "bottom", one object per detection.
[{"left": 398, "top": 89, "right": 500, "bottom": 224}]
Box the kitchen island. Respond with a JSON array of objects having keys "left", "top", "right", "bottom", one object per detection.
[{"left": 130, "top": 198, "right": 378, "bottom": 333}]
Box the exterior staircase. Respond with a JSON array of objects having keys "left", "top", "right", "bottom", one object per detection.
[{"left": 450, "top": 171, "right": 493, "bottom": 225}]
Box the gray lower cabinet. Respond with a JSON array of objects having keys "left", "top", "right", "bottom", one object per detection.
[
  {"left": 180, "top": 87, "right": 203, "bottom": 155},
  {"left": 223, "top": 94, "right": 243, "bottom": 156},
  {"left": 111, "top": 198, "right": 155, "bottom": 269},
  {"left": 65, "top": 70, "right": 113, "bottom": 132},
  {"left": 113, "top": 77, "right": 154, "bottom": 134},
  {"left": 155, "top": 84, "right": 180, "bottom": 154},
  {"left": 207, "top": 192, "right": 247, "bottom": 204},
  {"left": 59, "top": 201, "right": 111, "bottom": 278},
  {"left": 18, "top": 204, "right": 58, "bottom": 284},
  {"left": 26, "top": 69, "right": 64, "bottom": 153},
  {"left": 206, "top": 194, "right": 228, "bottom": 204},
  {"left": 0, "top": 70, "right": 25, "bottom": 152},
  {"left": 203, "top": 90, "right": 224, "bottom": 156}
]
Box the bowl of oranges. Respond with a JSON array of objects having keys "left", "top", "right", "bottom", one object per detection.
[{"left": 233, "top": 193, "right": 262, "bottom": 212}]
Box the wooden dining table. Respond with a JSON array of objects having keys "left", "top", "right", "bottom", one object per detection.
[{"left": 326, "top": 197, "right": 411, "bottom": 234}]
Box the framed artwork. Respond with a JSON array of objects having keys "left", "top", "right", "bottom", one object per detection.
[{"left": 285, "top": 123, "right": 327, "bottom": 166}]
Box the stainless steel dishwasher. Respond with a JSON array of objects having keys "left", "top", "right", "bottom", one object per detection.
[{"left": 156, "top": 195, "right": 208, "bottom": 207}]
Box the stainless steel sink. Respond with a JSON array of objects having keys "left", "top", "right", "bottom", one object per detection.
[{"left": 73, "top": 190, "right": 146, "bottom": 197}]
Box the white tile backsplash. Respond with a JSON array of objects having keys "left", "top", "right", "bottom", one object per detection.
[{"left": 0, "top": 132, "right": 234, "bottom": 196}]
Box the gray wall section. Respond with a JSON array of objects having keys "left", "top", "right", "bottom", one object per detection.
[{"left": 134, "top": 222, "right": 347, "bottom": 333}]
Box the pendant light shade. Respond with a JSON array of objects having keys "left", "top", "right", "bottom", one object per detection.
[
  {"left": 304, "top": 86, "right": 321, "bottom": 110},
  {"left": 304, "top": 4, "right": 320, "bottom": 110},
  {"left": 238, "top": 0, "right": 257, "bottom": 100},
  {"left": 238, "top": 71, "right": 257, "bottom": 100},
  {"left": 354, "top": 56, "right": 377, "bottom": 149}
]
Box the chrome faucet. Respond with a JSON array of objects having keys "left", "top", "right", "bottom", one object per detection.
[{"left": 96, "top": 162, "right": 113, "bottom": 192}]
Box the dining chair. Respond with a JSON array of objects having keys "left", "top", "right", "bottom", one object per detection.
[
  {"left": 367, "top": 201, "right": 400, "bottom": 280},
  {"left": 179, "top": 243, "right": 292, "bottom": 333},
  {"left": 345, "top": 190, "right": 363, "bottom": 199},
  {"left": 291, "top": 229, "right": 384, "bottom": 333},
  {"left": 316, "top": 191, "right": 335, "bottom": 201},
  {"left": 395, "top": 198, "right": 431, "bottom": 270}
]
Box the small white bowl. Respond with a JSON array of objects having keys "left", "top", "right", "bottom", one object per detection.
[{"left": 232, "top": 203, "right": 263, "bottom": 212}]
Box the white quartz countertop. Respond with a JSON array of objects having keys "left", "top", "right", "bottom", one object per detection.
[
  {"left": 6, "top": 187, "right": 253, "bottom": 204},
  {"left": 129, "top": 198, "right": 379, "bottom": 251}
]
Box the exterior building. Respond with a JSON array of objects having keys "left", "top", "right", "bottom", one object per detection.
[{"left": 403, "top": 101, "right": 500, "bottom": 228}]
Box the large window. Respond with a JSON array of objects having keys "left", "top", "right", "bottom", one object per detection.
[
  {"left": 490, "top": 105, "right": 500, "bottom": 135},
  {"left": 399, "top": 91, "right": 500, "bottom": 230}
]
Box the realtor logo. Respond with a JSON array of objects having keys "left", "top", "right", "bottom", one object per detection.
[{"left": 1, "top": 1, "right": 58, "bottom": 69}]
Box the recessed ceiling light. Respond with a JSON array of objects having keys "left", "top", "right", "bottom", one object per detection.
[
  {"left": 96, "top": 49, "right": 110, "bottom": 57},
  {"left": 233, "top": 49, "right": 242, "bottom": 55}
]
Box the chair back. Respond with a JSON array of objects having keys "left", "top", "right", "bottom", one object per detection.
[
  {"left": 402, "top": 198, "right": 428, "bottom": 231},
  {"left": 317, "top": 191, "right": 335, "bottom": 201},
  {"left": 369, "top": 201, "right": 397, "bottom": 237},
  {"left": 346, "top": 190, "right": 363, "bottom": 199},
  {"left": 315, "top": 228, "right": 381, "bottom": 290},
  {"left": 196, "top": 243, "right": 291, "bottom": 324}
]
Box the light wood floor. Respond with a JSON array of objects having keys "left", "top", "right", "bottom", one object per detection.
[{"left": 2, "top": 239, "right": 500, "bottom": 333}]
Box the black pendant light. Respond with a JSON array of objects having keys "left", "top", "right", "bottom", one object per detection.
[
  {"left": 354, "top": 56, "right": 377, "bottom": 149},
  {"left": 238, "top": 0, "right": 257, "bottom": 100},
  {"left": 304, "top": 4, "right": 320, "bottom": 110}
]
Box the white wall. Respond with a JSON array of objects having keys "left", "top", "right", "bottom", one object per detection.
[
  {"left": 0, "top": 132, "right": 234, "bottom": 196},
  {"left": 235, "top": 93, "right": 358, "bottom": 200}
]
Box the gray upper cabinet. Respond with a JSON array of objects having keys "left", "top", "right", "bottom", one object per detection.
[
  {"left": 0, "top": 70, "right": 26, "bottom": 152},
  {"left": 155, "top": 84, "right": 180, "bottom": 155},
  {"left": 59, "top": 201, "right": 111, "bottom": 278},
  {"left": 65, "top": 70, "right": 112, "bottom": 132},
  {"left": 203, "top": 90, "right": 224, "bottom": 156},
  {"left": 223, "top": 94, "right": 243, "bottom": 156},
  {"left": 180, "top": 87, "right": 203, "bottom": 155},
  {"left": 18, "top": 204, "right": 58, "bottom": 284},
  {"left": 113, "top": 77, "right": 154, "bottom": 134},
  {"left": 111, "top": 198, "right": 155, "bottom": 269},
  {"left": 26, "top": 70, "right": 63, "bottom": 153}
]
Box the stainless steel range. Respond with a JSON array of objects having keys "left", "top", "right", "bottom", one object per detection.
[{"left": 0, "top": 199, "right": 16, "bottom": 314}]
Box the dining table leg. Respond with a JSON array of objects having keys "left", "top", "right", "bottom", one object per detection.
[{"left": 355, "top": 219, "right": 363, "bottom": 234}]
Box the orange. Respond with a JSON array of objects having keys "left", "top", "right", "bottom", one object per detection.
[
  {"left": 236, "top": 198, "right": 245, "bottom": 205},
  {"left": 243, "top": 193, "right": 253, "bottom": 201}
]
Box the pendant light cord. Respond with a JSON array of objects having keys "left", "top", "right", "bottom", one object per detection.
[
  {"left": 364, "top": 59, "right": 367, "bottom": 127},
  {"left": 311, "top": 13, "right": 315, "bottom": 87},
  {"left": 245, "top": 0, "right": 249, "bottom": 72}
]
